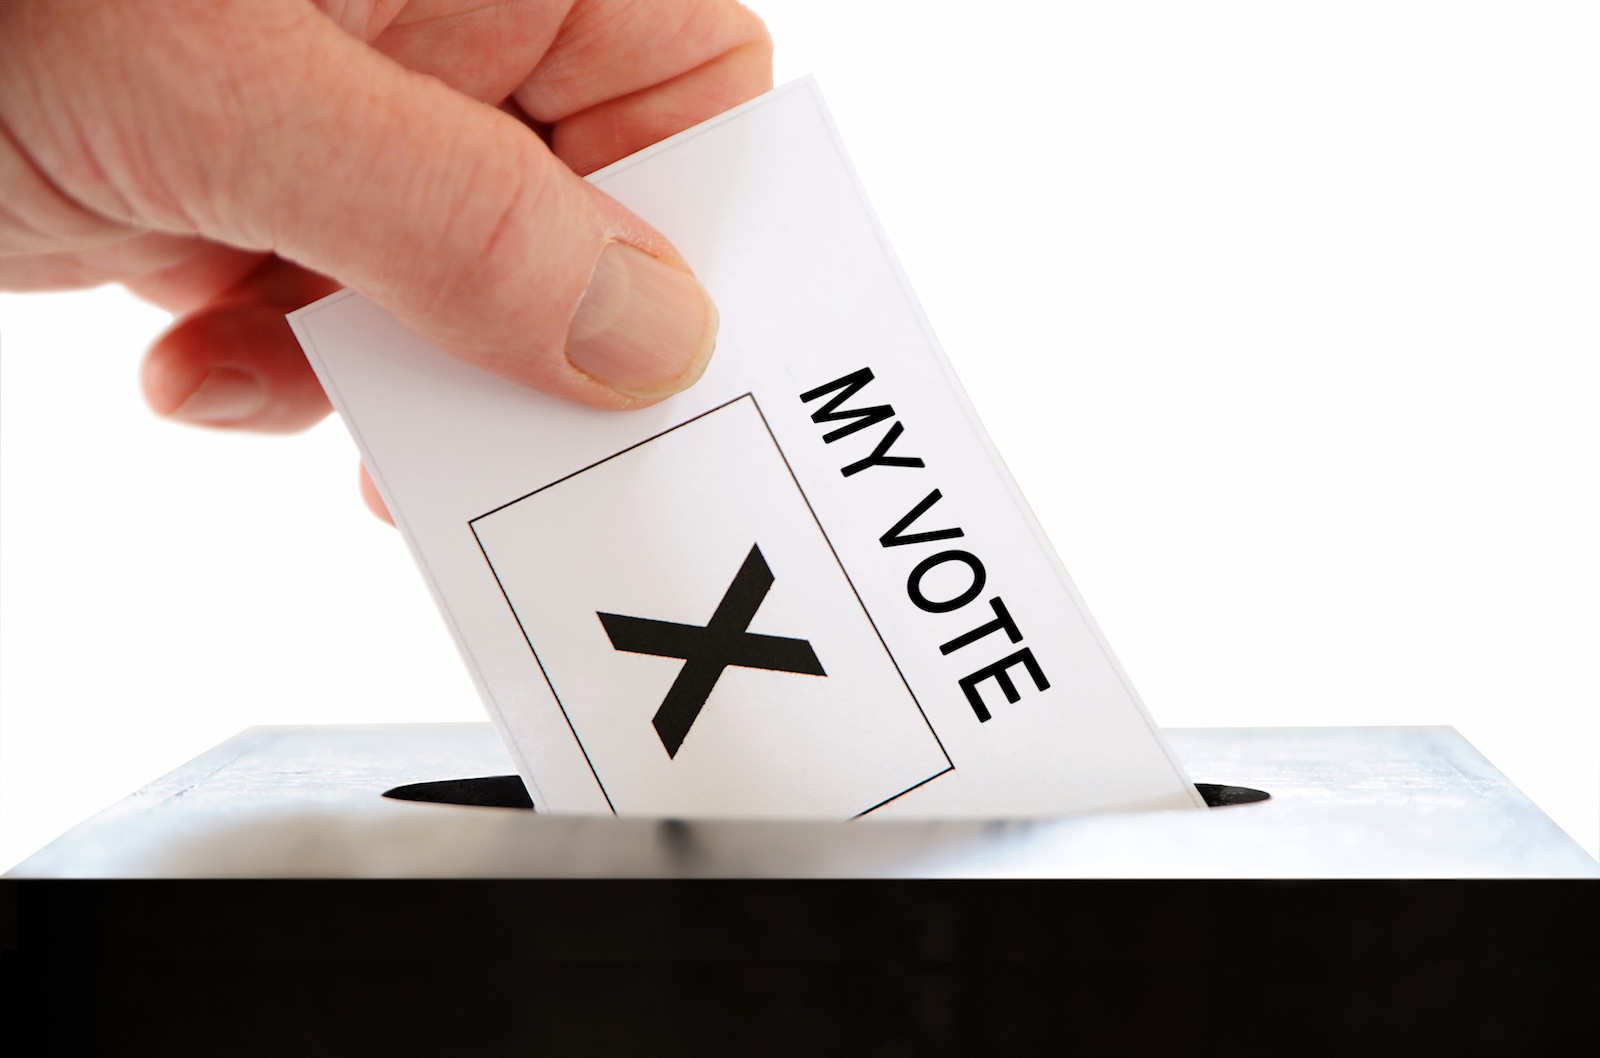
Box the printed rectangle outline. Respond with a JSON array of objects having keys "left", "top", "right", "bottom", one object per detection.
[{"left": 467, "top": 392, "right": 953, "bottom": 818}]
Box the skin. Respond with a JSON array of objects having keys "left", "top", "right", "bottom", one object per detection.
[{"left": 0, "top": 0, "right": 773, "bottom": 520}]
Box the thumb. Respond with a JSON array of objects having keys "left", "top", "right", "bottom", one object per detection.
[{"left": 187, "top": 8, "right": 717, "bottom": 408}]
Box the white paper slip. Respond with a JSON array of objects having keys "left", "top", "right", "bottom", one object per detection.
[{"left": 290, "top": 78, "right": 1206, "bottom": 819}]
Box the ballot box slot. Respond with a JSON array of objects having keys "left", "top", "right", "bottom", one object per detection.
[
  {"left": 380, "top": 777, "right": 1270, "bottom": 810},
  {"left": 1193, "top": 783, "right": 1270, "bottom": 807},
  {"left": 382, "top": 775, "right": 533, "bottom": 810}
]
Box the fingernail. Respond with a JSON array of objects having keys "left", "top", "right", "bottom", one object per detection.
[
  {"left": 567, "top": 242, "right": 718, "bottom": 400},
  {"left": 171, "top": 367, "right": 265, "bottom": 424}
]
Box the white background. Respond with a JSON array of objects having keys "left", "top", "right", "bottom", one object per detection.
[{"left": 2, "top": 1, "right": 1595, "bottom": 868}]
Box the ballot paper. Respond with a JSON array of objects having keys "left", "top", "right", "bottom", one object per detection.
[{"left": 290, "top": 78, "right": 1205, "bottom": 819}]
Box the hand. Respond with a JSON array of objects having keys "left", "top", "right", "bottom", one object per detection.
[{"left": 0, "top": 0, "right": 771, "bottom": 512}]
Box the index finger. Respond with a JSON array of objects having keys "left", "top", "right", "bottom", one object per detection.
[{"left": 513, "top": 0, "right": 775, "bottom": 175}]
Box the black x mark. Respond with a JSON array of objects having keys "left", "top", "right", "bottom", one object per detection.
[{"left": 598, "top": 544, "right": 826, "bottom": 758}]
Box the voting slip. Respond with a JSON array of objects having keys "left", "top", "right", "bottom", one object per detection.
[{"left": 290, "top": 79, "right": 1205, "bottom": 819}]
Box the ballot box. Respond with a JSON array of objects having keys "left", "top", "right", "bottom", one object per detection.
[{"left": 9, "top": 725, "right": 1596, "bottom": 878}]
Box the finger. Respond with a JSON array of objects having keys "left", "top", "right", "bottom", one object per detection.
[
  {"left": 359, "top": 463, "right": 395, "bottom": 525},
  {"left": 550, "top": 39, "right": 774, "bottom": 176},
  {"left": 141, "top": 257, "right": 339, "bottom": 433},
  {"left": 0, "top": 233, "right": 264, "bottom": 311},
  {"left": 364, "top": 0, "right": 567, "bottom": 105},
  {"left": 160, "top": 2, "right": 723, "bottom": 409},
  {"left": 123, "top": 242, "right": 271, "bottom": 314},
  {"left": 518, "top": 2, "right": 774, "bottom": 175}
]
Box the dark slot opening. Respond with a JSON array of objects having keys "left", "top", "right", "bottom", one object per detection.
[
  {"left": 1194, "top": 783, "right": 1271, "bottom": 807},
  {"left": 383, "top": 775, "right": 533, "bottom": 809},
  {"left": 383, "top": 776, "right": 1270, "bottom": 810}
]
